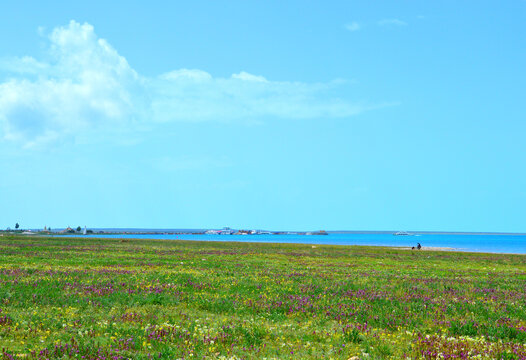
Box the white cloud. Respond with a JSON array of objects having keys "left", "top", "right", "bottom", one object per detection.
[
  {"left": 345, "top": 22, "right": 361, "bottom": 32},
  {"left": 0, "top": 21, "right": 383, "bottom": 147},
  {"left": 150, "top": 71, "right": 368, "bottom": 124},
  {"left": 160, "top": 69, "right": 212, "bottom": 82},
  {"left": 0, "top": 21, "right": 141, "bottom": 147},
  {"left": 0, "top": 56, "right": 49, "bottom": 74},
  {"left": 378, "top": 19, "right": 408, "bottom": 27},
  {"left": 231, "top": 71, "right": 267, "bottom": 82}
]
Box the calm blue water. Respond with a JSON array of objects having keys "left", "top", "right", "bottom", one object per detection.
[{"left": 58, "top": 233, "right": 526, "bottom": 254}]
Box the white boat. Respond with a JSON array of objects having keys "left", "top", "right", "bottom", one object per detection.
[
  {"left": 220, "top": 227, "right": 234, "bottom": 235},
  {"left": 393, "top": 231, "right": 414, "bottom": 236}
]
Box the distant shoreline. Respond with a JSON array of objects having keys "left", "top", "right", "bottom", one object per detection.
[{"left": 9, "top": 229, "right": 526, "bottom": 236}]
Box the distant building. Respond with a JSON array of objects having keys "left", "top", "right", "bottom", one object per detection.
[{"left": 61, "top": 227, "right": 75, "bottom": 234}]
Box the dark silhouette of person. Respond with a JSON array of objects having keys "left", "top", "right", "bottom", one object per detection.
[{"left": 417, "top": 243, "right": 422, "bottom": 250}]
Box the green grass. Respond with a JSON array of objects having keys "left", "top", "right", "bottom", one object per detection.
[{"left": 0, "top": 235, "right": 524, "bottom": 359}]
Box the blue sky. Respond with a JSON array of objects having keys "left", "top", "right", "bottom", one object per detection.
[{"left": 1, "top": 1, "right": 525, "bottom": 232}]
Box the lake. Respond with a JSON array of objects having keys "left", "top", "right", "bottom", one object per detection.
[{"left": 56, "top": 232, "right": 526, "bottom": 254}]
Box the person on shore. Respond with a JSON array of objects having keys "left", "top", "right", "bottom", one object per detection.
[{"left": 417, "top": 243, "right": 422, "bottom": 250}]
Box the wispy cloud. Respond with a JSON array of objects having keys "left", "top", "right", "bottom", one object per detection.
[
  {"left": 0, "top": 56, "right": 49, "bottom": 74},
  {"left": 0, "top": 21, "right": 384, "bottom": 147},
  {"left": 378, "top": 19, "right": 408, "bottom": 27},
  {"left": 344, "top": 22, "right": 361, "bottom": 32}
]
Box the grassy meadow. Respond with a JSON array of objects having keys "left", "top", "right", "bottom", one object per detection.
[{"left": 0, "top": 235, "right": 525, "bottom": 359}]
